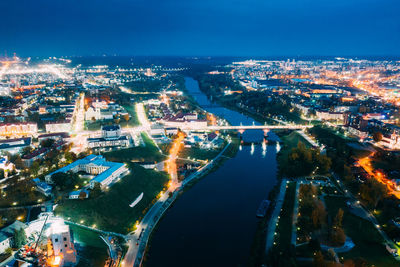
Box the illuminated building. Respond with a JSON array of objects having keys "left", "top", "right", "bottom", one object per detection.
[
  {"left": 87, "top": 125, "right": 130, "bottom": 149},
  {"left": 315, "top": 110, "right": 344, "bottom": 122},
  {"left": 46, "top": 222, "right": 77, "bottom": 266},
  {"left": 0, "top": 122, "right": 38, "bottom": 137}
]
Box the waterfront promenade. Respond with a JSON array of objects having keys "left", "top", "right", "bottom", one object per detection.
[{"left": 265, "top": 179, "right": 288, "bottom": 252}]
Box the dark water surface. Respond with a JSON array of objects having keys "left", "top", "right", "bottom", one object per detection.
[{"left": 146, "top": 77, "right": 278, "bottom": 267}]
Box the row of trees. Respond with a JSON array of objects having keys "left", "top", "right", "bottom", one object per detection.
[
  {"left": 297, "top": 184, "right": 346, "bottom": 247},
  {"left": 285, "top": 142, "right": 332, "bottom": 177}
]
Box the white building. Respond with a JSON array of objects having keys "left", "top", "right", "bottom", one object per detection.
[
  {"left": 46, "top": 155, "right": 129, "bottom": 190},
  {"left": 45, "top": 121, "right": 72, "bottom": 133},
  {"left": 88, "top": 125, "right": 130, "bottom": 149},
  {"left": 85, "top": 106, "right": 101, "bottom": 121},
  {"left": 315, "top": 110, "right": 344, "bottom": 122},
  {"left": 46, "top": 221, "right": 77, "bottom": 266}
]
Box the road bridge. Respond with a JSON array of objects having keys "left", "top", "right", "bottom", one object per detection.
[{"left": 180, "top": 124, "right": 312, "bottom": 131}]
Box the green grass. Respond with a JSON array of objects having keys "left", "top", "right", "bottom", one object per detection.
[
  {"left": 179, "top": 144, "right": 225, "bottom": 161},
  {"left": 121, "top": 104, "right": 139, "bottom": 127},
  {"left": 275, "top": 182, "right": 296, "bottom": 250},
  {"left": 84, "top": 120, "right": 103, "bottom": 131},
  {"left": 103, "top": 133, "right": 166, "bottom": 163},
  {"left": 55, "top": 164, "right": 169, "bottom": 233},
  {"left": 68, "top": 224, "right": 109, "bottom": 266},
  {"left": 324, "top": 196, "right": 398, "bottom": 266}
]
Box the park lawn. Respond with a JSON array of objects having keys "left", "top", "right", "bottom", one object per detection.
[
  {"left": 121, "top": 104, "right": 139, "bottom": 127},
  {"left": 84, "top": 120, "right": 103, "bottom": 131},
  {"left": 324, "top": 196, "right": 398, "bottom": 267},
  {"left": 55, "top": 164, "right": 169, "bottom": 233},
  {"left": 179, "top": 144, "right": 224, "bottom": 161},
  {"left": 275, "top": 181, "right": 296, "bottom": 250},
  {"left": 103, "top": 133, "right": 166, "bottom": 163}
]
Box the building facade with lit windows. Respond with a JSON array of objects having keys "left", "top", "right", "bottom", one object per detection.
[
  {"left": 0, "top": 122, "right": 38, "bottom": 137},
  {"left": 46, "top": 222, "right": 77, "bottom": 266}
]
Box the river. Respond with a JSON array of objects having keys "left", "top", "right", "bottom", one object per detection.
[{"left": 146, "top": 77, "right": 278, "bottom": 266}]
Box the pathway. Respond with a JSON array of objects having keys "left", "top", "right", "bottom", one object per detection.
[
  {"left": 265, "top": 179, "right": 288, "bottom": 253},
  {"left": 291, "top": 182, "right": 300, "bottom": 246}
]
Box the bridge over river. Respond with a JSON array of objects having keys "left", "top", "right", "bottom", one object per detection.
[{"left": 180, "top": 124, "right": 312, "bottom": 132}]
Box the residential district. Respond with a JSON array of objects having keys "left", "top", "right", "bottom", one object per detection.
[{"left": 0, "top": 56, "right": 399, "bottom": 267}]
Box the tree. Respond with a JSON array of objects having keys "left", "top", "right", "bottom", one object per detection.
[
  {"left": 343, "top": 260, "right": 356, "bottom": 267},
  {"left": 5, "top": 247, "right": 12, "bottom": 255},
  {"left": 0, "top": 216, "right": 5, "bottom": 228},
  {"left": 330, "top": 227, "right": 346, "bottom": 246},
  {"left": 0, "top": 169, "right": 4, "bottom": 180},
  {"left": 373, "top": 132, "right": 383, "bottom": 142},
  {"left": 30, "top": 160, "right": 41, "bottom": 177},
  {"left": 13, "top": 228, "right": 26, "bottom": 248},
  {"left": 64, "top": 151, "right": 77, "bottom": 164},
  {"left": 311, "top": 200, "right": 327, "bottom": 229},
  {"left": 40, "top": 138, "right": 55, "bottom": 148},
  {"left": 79, "top": 190, "right": 88, "bottom": 200},
  {"left": 313, "top": 251, "right": 325, "bottom": 267},
  {"left": 333, "top": 208, "right": 344, "bottom": 228},
  {"left": 360, "top": 179, "right": 387, "bottom": 208},
  {"left": 51, "top": 171, "right": 80, "bottom": 192},
  {"left": 22, "top": 146, "right": 33, "bottom": 156},
  {"left": 123, "top": 114, "right": 130, "bottom": 122},
  {"left": 91, "top": 183, "right": 102, "bottom": 198}
]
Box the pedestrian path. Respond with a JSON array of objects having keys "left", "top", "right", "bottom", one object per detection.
[{"left": 265, "top": 179, "right": 288, "bottom": 253}]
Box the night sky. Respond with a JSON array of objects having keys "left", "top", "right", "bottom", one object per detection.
[{"left": 1, "top": 0, "right": 399, "bottom": 57}]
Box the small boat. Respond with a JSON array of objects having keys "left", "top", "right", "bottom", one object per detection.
[{"left": 256, "top": 199, "right": 270, "bottom": 218}]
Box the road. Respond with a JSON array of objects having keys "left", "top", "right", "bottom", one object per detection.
[{"left": 180, "top": 124, "right": 312, "bottom": 131}]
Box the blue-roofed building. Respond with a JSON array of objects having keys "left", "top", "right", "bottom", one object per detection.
[
  {"left": 69, "top": 189, "right": 90, "bottom": 199},
  {"left": 33, "top": 178, "right": 53, "bottom": 196},
  {"left": 45, "top": 155, "right": 129, "bottom": 190}
]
